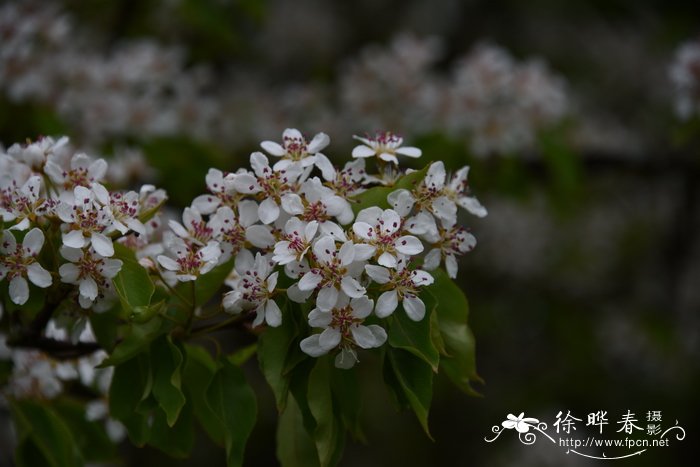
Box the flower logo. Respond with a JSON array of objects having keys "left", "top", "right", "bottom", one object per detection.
[{"left": 502, "top": 413, "right": 540, "bottom": 433}]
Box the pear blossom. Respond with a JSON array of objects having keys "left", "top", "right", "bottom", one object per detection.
[
  {"left": 210, "top": 202, "right": 273, "bottom": 262},
  {"left": 44, "top": 152, "right": 108, "bottom": 191},
  {"left": 6, "top": 136, "right": 69, "bottom": 170},
  {"left": 58, "top": 246, "right": 123, "bottom": 309},
  {"left": 423, "top": 226, "right": 477, "bottom": 278},
  {"left": 351, "top": 207, "right": 423, "bottom": 268},
  {"left": 272, "top": 217, "right": 319, "bottom": 265},
  {"left": 261, "top": 128, "right": 330, "bottom": 171},
  {"left": 168, "top": 207, "right": 215, "bottom": 245},
  {"left": 1, "top": 175, "right": 53, "bottom": 230},
  {"left": 351, "top": 131, "right": 421, "bottom": 164},
  {"left": 157, "top": 236, "right": 221, "bottom": 282},
  {"left": 56, "top": 184, "right": 116, "bottom": 257},
  {"left": 299, "top": 295, "right": 387, "bottom": 369},
  {"left": 365, "top": 261, "right": 434, "bottom": 321},
  {"left": 295, "top": 236, "right": 366, "bottom": 311},
  {"left": 231, "top": 152, "right": 304, "bottom": 224},
  {"left": 314, "top": 155, "right": 367, "bottom": 197},
  {"left": 106, "top": 190, "right": 147, "bottom": 237},
  {"left": 0, "top": 228, "right": 52, "bottom": 305},
  {"left": 191, "top": 168, "right": 238, "bottom": 214},
  {"left": 299, "top": 177, "right": 354, "bottom": 225},
  {"left": 222, "top": 252, "right": 282, "bottom": 327}
]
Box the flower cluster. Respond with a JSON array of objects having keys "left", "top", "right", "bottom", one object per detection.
[
  {"left": 1, "top": 136, "right": 167, "bottom": 308},
  {"left": 669, "top": 37, "right": 700, "bottom": 120},
  {"left": 151, "top": 128, "right": 485, "bottom": 368}
]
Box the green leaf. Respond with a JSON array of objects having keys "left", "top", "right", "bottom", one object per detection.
[
  {"left": 229, "top": 343, "right": 258, "bottom": 366},
  {"left": 258, "top": 302, "right": 299, "bottom": 411},
  {"left": 52, "top": 398, "right": 117, "bottom": 463},
  {"left": 384, "top": 348, "right": 434, "bottom": 438},
  {"left": 183, "top": 344, "right": 225, "bottom": 445},
  {"left": 426, "top": 269, "right": 482, "bottom": 395},
  {"left": 148, "top": 395, "right": 195, "bottom": 458},
  {"left": 330, "top": 367, "right": 365, "bottom": 442},
  {"left": 151, "top": 335, "right": 186, "bottom": 427},
  {"left": 277, "top": 396, "right": 320, "bottom": 467},
  {"left": 388, "top": 306, "right": 440, "bottom": 372},
  {"left": 112, "top": 243, "right": 155, "bottom": 312},
  {"left": 89, "top": 305, "right": 120, "bottom": 351},
  {"left": 10, "top": 399, "right": 83, "bottom": 467},
  {"left": 100, "top": 316, "right": 168, "bottom": 367},
  {"left": 206, "top": 358, "right": 258, "bottom": 467},
  {"left": 307, "top": 358, "right": 345, "bottom": 467},
  {"left": 108, "top": 353, "right": 152, "bottom": 446},
  {"left": 350, "top": 165, "right": 428, "bottom": 214}
]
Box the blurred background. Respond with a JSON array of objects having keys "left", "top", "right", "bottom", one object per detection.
[{"left": 1, "top": 0, "right": 700, "bottom": 465}]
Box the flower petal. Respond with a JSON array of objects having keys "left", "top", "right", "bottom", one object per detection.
[
  {"left": 403, "top": 294, "right": 426, "bottom": 321},
  {"left": 9, "top": 276, "right": 29, "bottom": 305},
  {"left": 26, "top": 263, "right": 52, "bottom": 288},
  {"left": 375, "top": 290, "right": 398, "bottom": 318}
]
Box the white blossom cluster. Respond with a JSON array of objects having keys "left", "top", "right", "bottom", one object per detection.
[
  {"left": 0, "top": 1, "right": 219, "bottom": 145},
  {"left": 669, "top": 37, "right": 700, "bottom": 120},
  {"left": 445, "top": 43, "right": 570, "bottom": 157},
  {"left": 153, "top": 129, "right": 486, "bottom": 368},
  {"left": 0, "top": 1, "right": 569, "bottom": 158},
  {"left": 0, "top": 136, "right": 167, "bottom": 308}
]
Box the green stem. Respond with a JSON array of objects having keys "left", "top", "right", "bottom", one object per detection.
[{"left": 189, "top": 313, "right": 248, "bottom": 339}]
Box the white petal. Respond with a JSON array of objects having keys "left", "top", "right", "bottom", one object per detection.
[
  {"left": 101, "top": 259, "right": 123, "bottom": 278},
  {"left": 351, "top": 325, "right": 380, "bottom": 349},
  {"left": 423, "top": 248, "right": 441, "bottom": 270},
  {"left": 353, "top": 243, "right": 376, "bottom": 261},
  {"left": 91, "top": 233, "right": 114, "bottom": 257},
  {"left": 231, "top": 173, "right": 261, "bottom": 194},
  {"left": 80, "top": 277, "right": 99, "bottom": 300},
  {"left": 10, "top": 276, "right": 29, "bottom": 305},
  {"left": 0, "top": 230, "right": 16, "bottom": 254},
  {"left": 238, "top": 200, "right": 259, "bottom": 227},
  {"left": 368, "top": 324, "right": 388, "bottom": 346},
  {"left": 458, "top": 196, "right": 488, "bottom": 218},
  {"left": 308, "top": 308, "right": 332, "bottom": 327},
  {"left": 396, "top": 146, "right": 422, "bottom": 158},
  {"left": 338, "top": 241, "right": 355, "bottom": 266},
  {"left": 88, "top": 159, "right": 108, "bottom": 181},
  {"left": 319, "top": 221, "right": 347, "bottom": 242},
  {"left": 341, "top": 276, "right": 366, "bottom": 298},
  {"left": 319, "top": 327, "right": 341, "bottom": 350},
  {"left": 281, "top": 193, "right": 304, "bottom": 215},
  {"left": 425, "top": 161, "right": 446, "bottom": 189},
  {"left": 350, "top": 296, "right": 373, "bottom": 319},
  {"left": 63, "top": 230, "right": 87, "bottom": 249},
  {"left": 312, "top": 235, "right": 336, "bottom": 264},
  {"left": 314, "top": 153, "right": 336, "bottom": 181},
  {"left": 375, "top": 290, "right": 398, "bottom": 318},
  {"left": 403, "top": 295, "right": 426, "bottom": 321},
  {"left": 60, "top": 246, "right": 83, "bottom": 262},
  {"left": 192, "top": 194, "right": 220, "bottom": 215},
  {"left": 411, "top": 269, "right": 434, "bottom": 286},
  {"left": 387, "top": 189, "right": 415, "bottom": 217},
  {"left": 158, "top": 255, "right": 180, "bottom": 271},
  {"left": 307, "top": 132, "right": 330, "bottom": 153},
  {"left": 258, "top": 198, "right": 280, "bottom": 225},
  {"left": 351, "top": 145, "right": 376, "bottom": 158},
  {"left": 265, "top": 300, "right": 282, "bottom": 327},
  {"left": 352, "top": 221, "right": 374, "bottom": 240},
  {"left": 246, "top": 225, "right": 275, "bottom": 248},
  {"left": 380, "top": 209, "right": 401, "bottom": 235},
  {"left": 250, "top": 151, "right": 270, "bottom": 178},
  {"left": 377, "top": 252, "right": 397, "bottom": 268},
  {"left": 365, "top": 265, "right": 391, "bottom": 284},
  {"left": 356, "top": 207, "right": 382, "bottom": 225},
  {"left": 316, "top": 286, "right": 339, "bottom": 311},
  {"left": 300, "top": 335, "right": 328, "bottom": 357},
  {"left": 22, "top": 228, "right": 44, "bottom": 255},
  {"left": 260, "top": 141, "right": 286, "bottom": 156},
  {"left": 334, "top": 347, "right": 358, "bottom": 369},
  {"left": 395, "top": 236, "right": 424, "bottom": 256},
  {"left": 446, "top": 254, "right": 458, "bottom": 279},
  {"left": 91, "top": 183, "right": 110, "bottom": 205},
  {"left": 298, "top": 271, "right": 323, "bottom": 291},
  {"left": 26, "top": 263, "right": 52, "bottom": 288},
  {"left": 378, "top": 152, "right": 399, "bottom": 164}
]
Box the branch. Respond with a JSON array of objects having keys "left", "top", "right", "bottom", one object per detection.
[{"left": 7, "top": 337, "right": 101, "bottom": 361}]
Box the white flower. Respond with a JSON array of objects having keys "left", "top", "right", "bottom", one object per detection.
[
  {"left": 300, "top": 294, "right": 387, "bottom": 368},
  {"left": 314, "top": 154, "right": 367, "bottom": 197},
  {"left": 191, "top": 168, "right": 238, "bottom": 214},
  {"left": 59, "top": 246, "right": 123, "bottom": 309},
  {"left": 222, "top": 252, "right": 282, "bottom": 327},
  {"left": 272, "top": 217, "right": 318, "bottom": 265},
  {"left": 299, "top": 177, "right": 354, "bottom": 225},
  {"left": 168, "top": 207, "right": 214, "bottom": 245},
  {"left": 106, "top": 190, "right": 147, "bottom": 237},
  {"left": 261, "top": 128, "right": 329, "bottom": 171},
  {"left": 7, "top": 136, "right": 69, "bottom": 170},
  {"left": 157, "top": 237, "right": 221, "bottom": 282},
  {"left": 444, "top": 166, "right": 488, "bottom": 218},
  {"left": 294, "top": 236, "right": 366, "bottom": 311},
  {"left": 351, "top": 131, "right": 421, "bottom": 165},
  {"left": 44, "top": 152, "right": 108, "bottom": 191},
  {"left": 0, "top": 175, "right": 53, "bottom": 231},
  {"left": 0, "top": 228, "right": 52, "bottom": 305},
  {"left": 231, "top": 152, "right": 304, "bottom": 224},
  {"left": 365, "top": 261, "right": 433, "bottom": 321},
  {"left": 423, "top": 226, "right": 477, "bottom": 278},
  {"left": 56, "top": 185, "right": 115, "bottom": 257},
  {"left": 210, "top": 202, "right": 272, "bottom": 262},
  {"left": 352, "top": 207, "right": 423, "bottom": 268}
]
